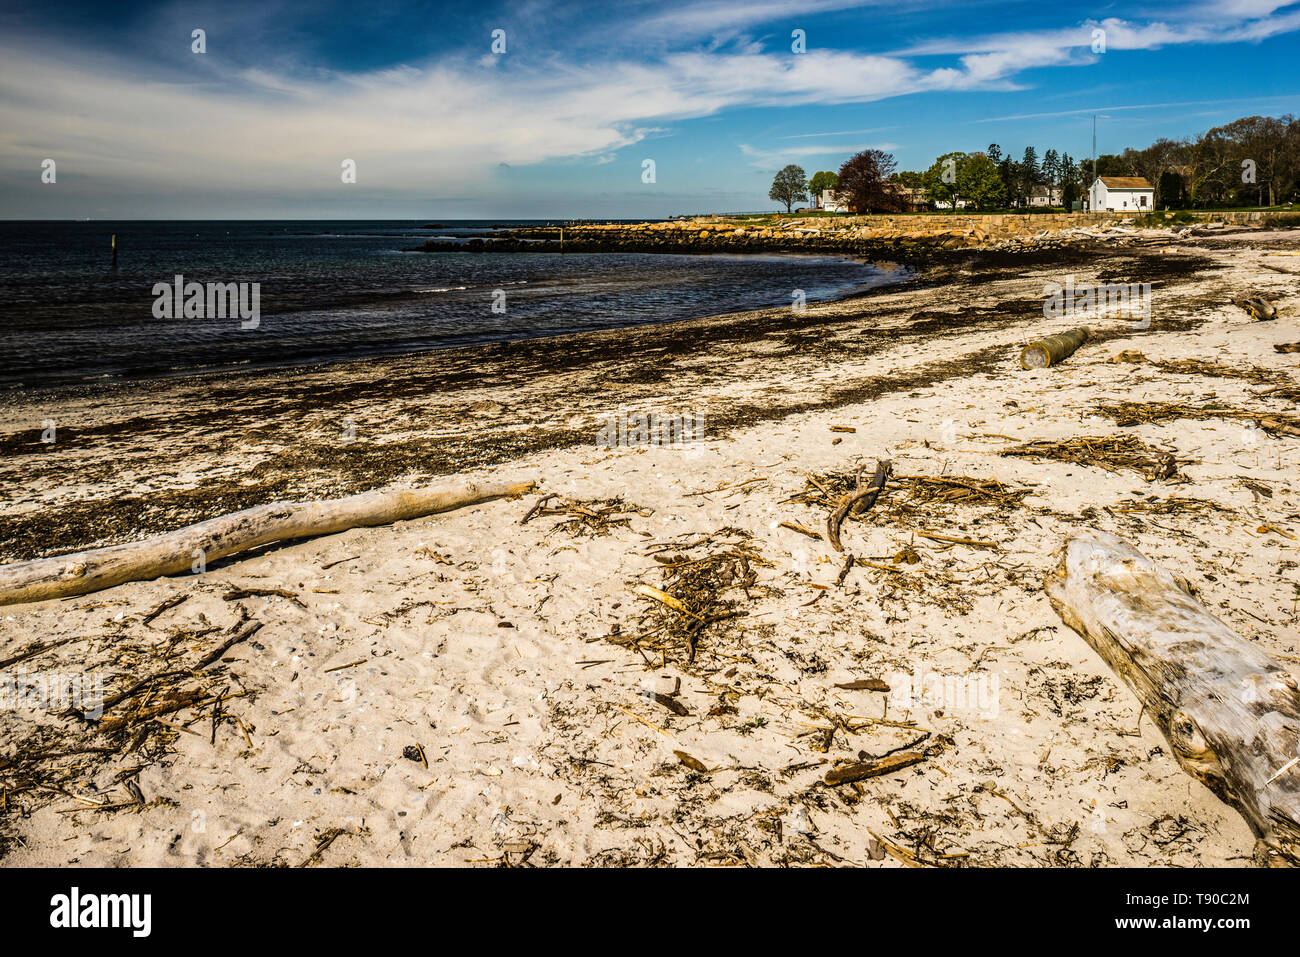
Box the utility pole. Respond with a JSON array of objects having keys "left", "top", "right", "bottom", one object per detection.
[{"left": 1090, "top": 113, "right": 1109, "bottom": 211}]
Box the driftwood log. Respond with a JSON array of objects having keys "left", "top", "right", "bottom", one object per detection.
[
  {"left": 1020, "top": 327, "right": 1089, "bottom": 369},
  {"left": 0, "top": 480, "right": 536, "bottom": 606},
  {"left": 1046, "top": 530, "right": 1300, "bottom": 866}
]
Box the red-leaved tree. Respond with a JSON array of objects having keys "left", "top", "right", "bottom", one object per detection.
[{"left": 837, "top": 149, "right": 902, "bottom": 213}]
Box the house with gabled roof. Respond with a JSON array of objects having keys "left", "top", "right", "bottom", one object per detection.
[{"left": 1088, "top": 176, "right": 1154, "bottom": 212}]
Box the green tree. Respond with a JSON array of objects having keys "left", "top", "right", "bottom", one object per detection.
[
  {"left": 1018, "top": 146, "right": 1039, "bottom": 205},
  {"left": 1042, "top": 149, "right": 1061, "bottom": 188},
  {"left": 958, "top": 153, "right": 1006, "bottom": 210},
  {"left": 808, "top": 170, "right": 839, "bottom": 203},
  {"left": 769, "top": 164, "right": 809, "bottom": 213},
  {"left": 1158, "top": 170, "right": 1186, "bottom": 208},
  {"left": 922, "top": 151, "right": 967, "bottom": 210}
]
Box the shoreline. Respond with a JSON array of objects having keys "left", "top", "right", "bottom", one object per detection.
[{"left": 2, "top": 227, "right": 1299, "bottom": 867}]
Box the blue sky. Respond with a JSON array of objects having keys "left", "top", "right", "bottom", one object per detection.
[{"left": 3, "top": 0, "right": 1299, "bottom": 218}]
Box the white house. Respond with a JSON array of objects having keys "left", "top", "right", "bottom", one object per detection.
[
  {"left": 820, "top": 189, "right": 851, "bottom": 212},
  {"left": 1026, "top": 185, "right": 1063, "bottom": 207},
  {"left": 1088, "top": 176, "right": 1154, "bottom": 212}
]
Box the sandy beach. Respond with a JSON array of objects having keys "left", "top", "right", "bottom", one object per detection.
[{"left": 2, "top": 226, "right": 1299, "bottom": 867}]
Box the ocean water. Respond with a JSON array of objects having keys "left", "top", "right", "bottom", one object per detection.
[{"left": 0, "top": 220, "right": 901, "bottom": 390}]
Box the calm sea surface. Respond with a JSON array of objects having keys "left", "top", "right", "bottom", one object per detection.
[{"left": 0, "top": 220, "right": 903, "bottom": 390}]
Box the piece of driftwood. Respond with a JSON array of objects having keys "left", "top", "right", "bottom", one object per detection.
[
  {"left": 0, "top": 480, "right": 536, "bottom": 606},
  {"left": 1046, "top": 530, "right": 1300, "bottom": 867},
  {"left": 826, "top": 459, "right": 891, "bottom": 553},
  {"left": 1233, "top": 295, "right": 1278, "bottom": 322},
  {"left": 825, "top": 751, "right": 926, "bottom": 786},
  {"left": 1020, "top": 327, "right": 1090, "bottom": 370}
]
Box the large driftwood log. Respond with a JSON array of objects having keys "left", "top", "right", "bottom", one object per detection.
[
  {"left": 1046, "top": 530, "right": 1300, "bottom": 866},
  {"left": 1020, "top": 327, "right": 1089, "bottom": 369},
  {"left": 0, "top": 480, "right": 536, "bottom": 607}
]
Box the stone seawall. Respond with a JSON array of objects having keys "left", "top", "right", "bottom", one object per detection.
[{"left": 421, "top": 209, "right": 1284, "bottom": 256}]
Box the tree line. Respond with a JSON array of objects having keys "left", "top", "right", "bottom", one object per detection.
[{"left": 767, "top": 113, "right": 1300, "bottom": 213}]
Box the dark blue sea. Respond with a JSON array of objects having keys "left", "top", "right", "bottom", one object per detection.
[{"left": 0, "top": 220, "right": 901, "bottom": 390}]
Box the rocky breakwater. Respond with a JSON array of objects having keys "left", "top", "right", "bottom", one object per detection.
[{"left": 420, "top": 213, "right": 1145, "bottom": 258}]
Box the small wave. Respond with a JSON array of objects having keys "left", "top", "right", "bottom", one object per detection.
[{"left": 413, "top": 286, "right": 469, "bottom": 293}]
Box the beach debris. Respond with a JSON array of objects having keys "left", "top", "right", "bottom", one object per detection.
[
  {"left": 1020, "top": 327, "right": 1089, "bottom": 370},
  {"left": 827, "top": 459, "right": 891, "bottom": 553},
  {"left": 526, "top": 495, "right": 651, "bottom": 536},
  {"left": 778, "top": 520, "right": 822, "bottom": 540},
  {"left": 825, "top": 751, "right": 926, "bottom": 786},
  {"left": 223, "top": 586, "right": 306, "bottom": 608},
  {"left": 834, "top": 678, "right": 890, "bottom": 692},
  {"left": 1046, "top": 530, "right": 1300, "bottom": 867},
  {"left": 673, "top": 750, "right": 709, "bottom": 773},
  {"left": 1276, "top": 342, "right": 1300, "bottom": 354},
  {"left": 0, "top": 479, "right": 537, "bottom": 606},
  {"left": 641, "top": 689, "right": 690, "bottom": 716},
  {"left": 788, "top": 471, "right": 1031, "bottom": 516},
  {"left": 1150, "top": 357, "right": 1287, "bottom": 384},
  {"left": 518, "top": 493, "right": 557, "bottom": 525},
  {"left": 627, "top": 530, "right": 770, "bottom": 666},
  {"left": 1232, "top": 294, "right": 1278, "bottom": 321},
  {"left": 635, "top": 584, "right": 702, "bottom": 620},
  {"left": 1100, "top": 400, "right": 1300, "bottom": 438},
  {"left": 1107, "top": 349, "right": 1147, "bottom": 364},
  {"left": 141, "top": 593, "right": 188, "bottom": 625},
  {"left": 1002, "top": 434, "right": 1184, "bottom": 481}
]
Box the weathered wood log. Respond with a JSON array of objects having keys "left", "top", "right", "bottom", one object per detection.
[
  {"left": 1020, "top": 326, "right": 1089, "bottom": 369},
  {"left": 1046, "top": 530, "right": 1300, "bottom": 866},
  {"left": 0, "top": 479, "right": 536, "bottom": 606}
]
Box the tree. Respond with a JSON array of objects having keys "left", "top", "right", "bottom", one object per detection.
[
  {"left": 1042, "top": 149, "right": 1061, "bottom": 188},
  {"left": 808, "top": 170, "right": 839, "bottom": 204},
  {"left": 837, "top": 149, "right": 900, "bottom": 213},
  {"left": 987, "top": 143, "right": 1003, "bottom": 165},
  {"left": 958, "top": 153, "right": 1006, "bottom": 210},
  {"left": 769, "top": 164, "right": 809, "bottom": 213},
  {"left": 1018, "top": 146, "right": 1040, "bottom": 205},
  {"left": 1158, "top": 171, "right": 1186, "bottom": 208},
  {"left": 922, "top": 152, "right": 966, "bottom": 210}
]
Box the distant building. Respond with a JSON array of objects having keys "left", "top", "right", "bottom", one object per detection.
[
  {"left": 820, "top": 189, "right": 851, "bottom": 213},
  {"left": 818, "top": 184, "right": 929, "bottom": 213},
  {"left": 891, "top": 185, "right": 929, "bottom": 212},
  {"left": 1026, "top": 185, "right": 1063, "bottom": 207},
  {"left": 1088, "top": 176, "right": 1154, "bottom": 212}
]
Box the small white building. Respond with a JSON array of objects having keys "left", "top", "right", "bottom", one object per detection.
[
  {"left": 820, "top": 189, "right": 851, "bottom": 213},
  {"left": 1026, "top": 185, "right": 1063, "bottom": 207},
  {"left": 1088, "top": 176, "right": 1154, "bottom": 212}
]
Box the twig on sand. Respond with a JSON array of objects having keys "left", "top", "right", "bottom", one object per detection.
[
  {"left": 142, "top": 593, "right": 188, "bottom": 625},
  {"left": 827, "top": 460, "right": 891, "bottom": 553}
]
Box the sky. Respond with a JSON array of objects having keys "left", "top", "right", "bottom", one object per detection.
[{"left": 2, "top": 0, "right": 1300, "bottom": 219}]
